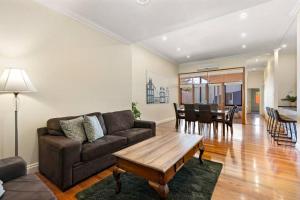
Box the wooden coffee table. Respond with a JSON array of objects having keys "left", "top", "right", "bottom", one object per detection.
[{"left": 113, "top": 133, "right": 204, "bottom": 199}]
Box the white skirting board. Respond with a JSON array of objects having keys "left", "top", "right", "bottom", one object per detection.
[
  {"left": 27, "top": 162, "right": 39, "bottom": 174},
  {"left": 156, "top": 117, "right": 175, "bottom": 125}
]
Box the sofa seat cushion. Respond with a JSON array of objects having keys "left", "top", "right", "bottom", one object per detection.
[
  {"left": 2, "top": 174, "right": 56, "bottom": 200},
  {"left": 81, "top": 135, "right": 127, "bottom": 162},
  {"left": 112, "top": 128, "right": 152, "bottom": 145}
]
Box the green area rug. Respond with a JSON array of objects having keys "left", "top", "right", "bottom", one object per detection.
[{"left": 76, "top": 158, "right": 222, "bottom": 200}]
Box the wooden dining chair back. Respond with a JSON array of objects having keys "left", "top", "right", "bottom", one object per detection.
[
  {"left": 198, "top": 107, "right": 213, "bottom": 124},
  {"left": 184, "top": 104, "right": 198, "bottom": 132},
  {"left": 218, "top": 105, "right": 237, "bottom": 135},
  {"left": 226, "top": 106, "right": 237, "bottom": 127},
  {"left": 184, "top": 104, "right": 198, "bottom": 122},
  {"left": 173, "top": 103, "right": 179, "bottom": 117},
  {"left": 197, "top": 105, "right": 215, "bottom": 134},
  {"left": 173, "top": 103, "right": 185, "bottom": 129}
]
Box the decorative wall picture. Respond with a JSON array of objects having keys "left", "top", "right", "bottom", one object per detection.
[{"left": 146, "top": 70, "right": 170, "bottom": 104}]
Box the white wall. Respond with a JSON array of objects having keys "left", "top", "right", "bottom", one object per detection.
[
  {"left": 298, "top": 12, "right": 300, "bottom": 120},
  {"left": 277, "top": 53, "right": 297, "bottom": 106},
  {"left": 0, "top": 0, "right": 179, "bottom": 168},
  {"left": 247, "top": 71, "right": 264, "bottom": 89},
  {"left": 247, "top": 70, "right": 264, "bottom": 114},
  {"left": 264, "top": 58, "right": 275, "bottom": 112},
  {"left": 131, "top": 45, "right": 178, "bottom": 123}
]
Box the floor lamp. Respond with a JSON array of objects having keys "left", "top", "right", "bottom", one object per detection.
[{"left": 0, "top": 68, "right": 36, "bottom": 156}]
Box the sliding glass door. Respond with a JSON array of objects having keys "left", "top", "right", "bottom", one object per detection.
[
  {"left": 179, "top": 69, "right": 244, "bottom": 109},
  {"left": 225, "top": 82, "right": 242, "bottom": 106},
  {"left": 180, "top": 74, "right": 208, "bottom": 104},
  {"left": 208, "top": 84, "right": 222, "bottom": 104}
]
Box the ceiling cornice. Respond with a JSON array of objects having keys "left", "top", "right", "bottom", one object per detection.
[
  {"left": 34, "top": 0, "right": 179, "bottom": 64},
  {"left": 135, "top": 43, "right": 178, "bottom": 65},
  {"left": 34, "top": 0, "right": 131, "bottom": 45}
]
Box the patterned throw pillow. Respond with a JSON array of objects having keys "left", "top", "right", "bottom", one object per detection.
[
  {"left": 60, "top": 117, "right": 87, "bottom": 143},
  {"left": 83, "top": 115, "right": 104, "bottom": 143},
  {"left": 0, "top": 180, "right": 5, "bottom": 198}
]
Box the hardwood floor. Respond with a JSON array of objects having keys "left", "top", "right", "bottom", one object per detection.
[{"left": 38, "top": 114, "right": 300, "bottom": 200}]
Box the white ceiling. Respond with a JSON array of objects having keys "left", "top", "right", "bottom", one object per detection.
[{"left": 36, "top": 0, "right": 298, "bottom": 64}]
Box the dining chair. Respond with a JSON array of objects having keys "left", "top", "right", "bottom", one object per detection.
[
  {"left": 173, "top": 103, "right": 185, "bottom": 129},
  {"left": 266, "top": 107, "right": 270, "bottom": 131},
  {"left": 184, "top": 104, "right": 198, "bottom": 133},
  {"left": 215, "top": 106, "right": 237, "bottom": 134},
  {"left": 197, "top": 104, "right": 215, "bottom": 134}
]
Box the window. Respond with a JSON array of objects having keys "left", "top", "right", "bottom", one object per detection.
[
  {"left": 208, "top": 84, "right": 222, "bottom": 104},
  {"left": 181, "top": 86, "right": 193, "bottom": 104},
  {"left": 225, "top": 83, "right": 242, "bottom": 106}
]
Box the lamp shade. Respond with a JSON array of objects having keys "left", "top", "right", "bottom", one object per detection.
[{"left": 0, "top": 68, "right": 36, "bottom": 93}]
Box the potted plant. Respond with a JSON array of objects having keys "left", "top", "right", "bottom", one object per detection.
[
  {"left": 281, "top": 95, "right": 297, "bottom": 106},
  {"left": 132, "top": 102, "right": 141, "bottom": 119}
]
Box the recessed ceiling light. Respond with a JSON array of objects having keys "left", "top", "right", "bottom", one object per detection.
[
  {"left": 253, "top": 68, "right": 257, "bottom": 71},
  {"left": 240, "top": 12, "right": 248, "bottom": 20},
  {"left": 255, "top": 58, "right": 259, "bottom": 62},
  {"left": 281, "top": 44, "right": 287, "bottom": 48},
  {"left": 177, "top": 47, "right": 181, "bottom": 52},
  {"left": 241, "top": 32, "right": 247, "bottom": 38},
  {"left": 242, "top": 44, "right": 247, "bottom": 49},
  {"left": 186, "top": 55, "right": 190, "bottom": 59},
  {"left": 162, "top": 35, "right": 168, "bottom": 41},
  {"left": 136, "top": 0, "right": 150, "bottom": 6}
]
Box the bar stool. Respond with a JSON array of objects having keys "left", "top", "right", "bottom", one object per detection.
[
  {"left": 269, "top": 108, "right": 277, "bottom": 137},
  {"left": 266, "top": 107, "right": 272, "bottom": 133},
  {"left": 272, "top": 109, "right": 297, "bottom": 146}
]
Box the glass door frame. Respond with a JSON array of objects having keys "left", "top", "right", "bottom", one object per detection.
[{"left": 178, "top": 67, "right": 246, "bottom": 124}]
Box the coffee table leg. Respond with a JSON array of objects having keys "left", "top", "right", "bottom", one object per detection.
[
  {"left": 113, "top": 167, "right": 122, "bottom": 194},
  {"left": 199, "top": 141, "right": 205, "bottom": 164},
  {"left": 148, "top": 181, "right": 169, "bottom": 200}
]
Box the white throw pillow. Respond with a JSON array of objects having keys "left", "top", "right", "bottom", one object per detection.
[{"left": 83, "top": 115, "right": 104, "bottom": 143}]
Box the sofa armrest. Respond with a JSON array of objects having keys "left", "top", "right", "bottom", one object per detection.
[
  {"left": 134, "top": 120, "right": 156, "bottom": 136},
  {"left": 0, "top": 156, "right": 26, "bottom": 182},
  {"left": 38, "top": 133, "right": 82, "bottom": 190},
  {"left": 37, "top": 127, "right": 48, "bottom": 137}
]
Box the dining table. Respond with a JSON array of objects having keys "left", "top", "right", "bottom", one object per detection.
[{"left": 178, "top": 108, "right": 228, "bottom": 136}]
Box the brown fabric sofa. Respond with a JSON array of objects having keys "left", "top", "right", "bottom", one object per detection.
[
  {"left": 0, "top": 156, "right": 56, "bottom": 200},
  {"left": 38, "top": 110, "right": 156, "bottom": 191}
]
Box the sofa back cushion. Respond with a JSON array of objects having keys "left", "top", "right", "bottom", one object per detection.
[
  {"left": 47, "top": 112, "right": 107, "bottom": 135},
  {"left": 102, "top": 110, "right": 134, "bottom": 134}
]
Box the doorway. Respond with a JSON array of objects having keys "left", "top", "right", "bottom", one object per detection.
[{"left": 248, "top": 88, "right": 260, "bottom": 113}]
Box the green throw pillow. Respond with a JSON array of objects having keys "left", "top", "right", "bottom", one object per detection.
[
  {"left": 60, "top": 117, "right": 87, "bottom": 143},
  {"left": 83, "top": 115, "right": 104, "bottom": 143}
]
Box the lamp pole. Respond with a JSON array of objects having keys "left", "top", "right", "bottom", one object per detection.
[
  {"left": 0, "top": 68, "right": 36, "bottom": 157},
  {"left": 14, "top": 92, "right": 19, "bottom": 156}
]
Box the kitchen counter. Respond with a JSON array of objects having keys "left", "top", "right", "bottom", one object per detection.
[{"left": 278, "top": 106, "right": 298, "bottom": 120}]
